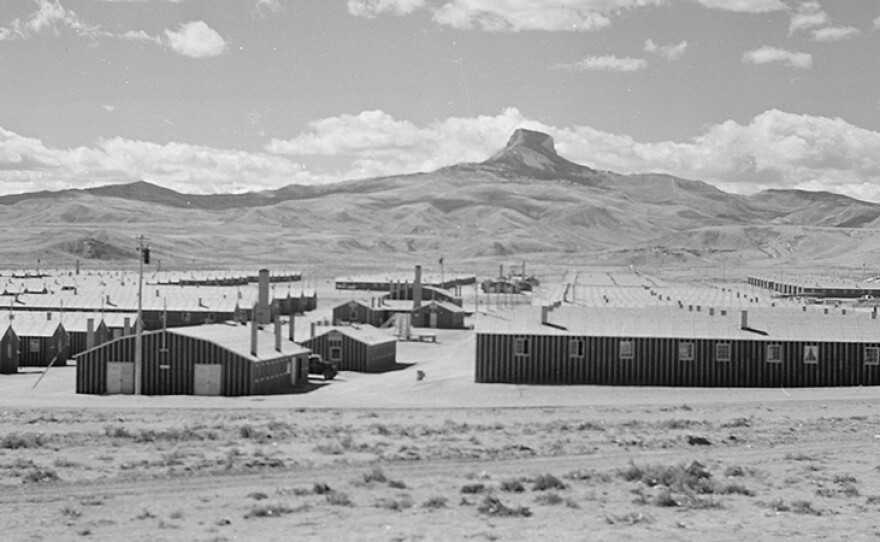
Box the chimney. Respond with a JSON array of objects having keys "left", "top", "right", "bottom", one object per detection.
[
  {"left": 709, "top": 307, "right": 714, "bottom": 316},
  {"left": 873, "top": 307, "right": 877, "bottom": 320},
  {"left": 274, "top": 317, "right": 282, "bottom": 353},
  {"left": 310, "top": 321, "right": 316, "bottom": 339},
  {"left": 86, "top": 318, "right": 95, "bottom": 349},
  {"left": 123, "top": 317, "right": 131, "bottom": 336},
  {"left": 256, "top": 269, "right": 270, "bottom": 325},
  {"left": 47, "top": 311, "right": 52, "bottom": 320},
  {"left": 251, "top": 305, "right": 258, "bottom": 357},
  {"left": 740, "top": 310, "right": 748, "bottom": 329},
  {"left": 413, "top": 265, "right": 422, "bottom": 311},
  {"left": 288, "top": 312, "right": 295, "bottom": 342},
  {"left": 541, "top": 306, "right": 549, "bottom": 324}
]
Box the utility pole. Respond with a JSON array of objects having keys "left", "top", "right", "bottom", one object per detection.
[{"left": 135, "top": 235, "right": 146, "bottom": 395}]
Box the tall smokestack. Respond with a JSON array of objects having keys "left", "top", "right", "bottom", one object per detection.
[
  {"left": 288, "top": 312, "right": 295, "bottom": 342},
  {"left": 413, "top": 265, "right": 422, "bottom": 310},
  {"left": 256, "top": 269, "right": 270, "bottom": 325},
  {"left": 274, "top": 317, "right": 282, "bottom": 353},
  {"left": 740, "top": 310, "right": 748, "bottom": 330},
  {"left": 251, "top": 304, "right": 258, "bottom": 357},
  {"left": 86, "top": 318, "right": 95, "bottom": 349},
  {"left": 499, "top": 264, "right": 504, "bottom": 279},
  {"left": 124, "top": 317, "right": 131, "bottom": 336}
]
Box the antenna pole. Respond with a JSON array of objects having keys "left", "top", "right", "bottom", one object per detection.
[{"left": 135, "top": 235, "right": 144, "bottom": 395}]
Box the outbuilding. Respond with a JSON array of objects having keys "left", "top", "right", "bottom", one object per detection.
[
  {"left": 76, "top": 319, "right": 310, "bottom": 396},
  {"left": 0, "top": 324, "right": 19, "bottom": 374},
  {"left": 302, "top": 325, "right": 397, "bottom": 373},
  {"left": 8, "top": 313, "right": 69, "bottom": 368}
]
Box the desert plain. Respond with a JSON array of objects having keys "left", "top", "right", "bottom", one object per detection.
[{"left": 2, "top": 274, "right": 880, "bottom": 542}]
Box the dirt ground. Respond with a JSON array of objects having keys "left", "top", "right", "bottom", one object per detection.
[{"left": 3, "top": 324, "right": 880, "bottom": 541}]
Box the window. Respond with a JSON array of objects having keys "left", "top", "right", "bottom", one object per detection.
[
  {"left": 803, "top": 345, "right": 819, "bottom": 365},
  {"left": 29, "top": 339, "right": 40, "bottom": 352},
  {"left": 715, "top": 343, "right": 731, "bottom": 363},
  {"left": 767, "top": 344, "right": 782, "bottom": 363},
  {"left": 619, "top": 340, "right": 634, "bottom": 360},
  {"left": 569, "top": 338, "right": 585, "bottom": 358},
  {"left": 330, "top": 347, "right": 342, "bottom": 361},
  {"left": 865, "top": 347, "right": 880, "bottom": 366},
  {"left": 514, "top": 337, "right": 530, "bottom": 357},
  {"left": 678, "top": 341, "right": 695, "bottom": 361},
  {"left": 349, "top": 305, "right": 358, "bottom": 321}
]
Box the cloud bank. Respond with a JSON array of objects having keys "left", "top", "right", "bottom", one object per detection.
[{"left": 3, "top": 108, "right": 880, "bottom": 201}]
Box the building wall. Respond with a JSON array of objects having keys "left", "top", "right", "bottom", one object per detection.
[
  {"left": 18, "top": 327, "right": 68, "bottom": 367},
  {"left": 77, "top": 331, "right": 302, "bottom": 396},
  {"left": 475, "top": 333, "right": 880, "bottom": 387},
  {"left": 412, "top": 305, "right": 465, "bottom": 329}
]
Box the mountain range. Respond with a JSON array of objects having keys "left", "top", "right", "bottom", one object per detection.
[{"left": 2, "top": 128, "right": 879, "bottom": 272}]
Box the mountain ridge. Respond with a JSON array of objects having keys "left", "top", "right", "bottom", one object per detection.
[{"left": 1, "top": 129, "right": 878, "bottom": 266}]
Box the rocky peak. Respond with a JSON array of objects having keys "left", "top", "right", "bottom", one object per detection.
[{"left": 500, "top": 128, "right": 558, "bottom": 158}]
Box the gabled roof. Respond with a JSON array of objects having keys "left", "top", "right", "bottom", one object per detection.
[
  {"left": 2, "top": 313, "right": 65, "bottom": 337},
  {"left": 169, "top": 323, "right": 311, "bottom": 361},
  {"left": 477, "top": 305, "right": 880, "bottom": 344},
  {"left": 307, "top": 324, "right": 397, "bottom": 346}
]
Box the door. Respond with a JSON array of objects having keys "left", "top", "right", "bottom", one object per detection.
[
  {"left": 429, "top": 312, "right": 438, "bottom": 328},
  {"left": 106, "top": 362, "right": 135, "bottom": 394},
  {"left": 193, "top": 364, "right": 223, "bottom": 396}
]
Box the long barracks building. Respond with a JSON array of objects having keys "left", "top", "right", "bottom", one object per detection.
[{"left": 476, "top": 305, "right": 880, "bottom": 387}]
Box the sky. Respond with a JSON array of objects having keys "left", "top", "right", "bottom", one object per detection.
[{"left": 1, "top": 0, "right": 880, "bottom": 200}]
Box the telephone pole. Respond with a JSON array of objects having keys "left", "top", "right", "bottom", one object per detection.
[{"left": 135, "top": 235, "right": 145, "bottom": 395}]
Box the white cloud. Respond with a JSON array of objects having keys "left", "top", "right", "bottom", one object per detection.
[
  {"left": 254, "top": 0, "right": 283, "bottom": 17},
  {"left": 266, "top": 108, "right": 541, "bottom": 179},
  {"left": 432, "top": 0, "right": 620, "bottom": 32},
  {"left": 0, "top": 0, "right": 102, "bottom": 41},
  {"left": 692, "top": 0, "right": 787, "bottom": 13},
  {"left": 347, "top": 0, "right": 792, "bottom": 31},
  {"left": 743, "top": 46, "right": 812, "bottom": 69},
  {"left": 789, "top": 1, "right": 827, "bottom": 34},
  {"left": 0, "top": 126, "right": 315, "bottom": 195},
  {"left": 551, "top": 55, "right": 647, "bottom": 72},
  {"left": 347, "top": 0, "right": 425, "bottom": 17},
  {"left": 102, "top": 105, "right": 116, "bottom": 113},
  {"left": 644, "top": 39, "right": 687, "bottom": 61},
  {"left": 164, "top": 21, "right": 228, "bottom": 58},
  {"left": 120, "top": 29, "right": 162, "bottom": 44},
  {"left": 812, "top": 26, "right": 860, "bottom": 42},
  {"left": 874, "top": 15, "right": 880, "bottom": 29}
]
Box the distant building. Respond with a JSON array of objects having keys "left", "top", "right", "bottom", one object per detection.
[
  {"left": 302, "top": 325, "right": 397, "bottom": 373},
  {"left": 7, "top": 313, "right": 69, "bottom": 368}
]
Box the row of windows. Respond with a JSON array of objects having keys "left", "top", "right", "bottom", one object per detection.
[{"left": 512, "top": 338, "right": 880, "bottom": 366}]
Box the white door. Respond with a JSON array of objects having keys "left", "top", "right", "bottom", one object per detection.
[
  {"left": 429, "top": 312, "right": 438, "bottom": 328},
  {"left": 106, "top": 362, "right": 135, "bottom": 395},
  {"left": 193, "top": 364, "right": 223, "bottom": 396}
]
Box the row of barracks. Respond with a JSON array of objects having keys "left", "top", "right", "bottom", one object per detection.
[{"left": 476, "top": 305, "right": 880, "bottom": 387}]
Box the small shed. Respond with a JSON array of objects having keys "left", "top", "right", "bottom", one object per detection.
[
  {"left": 76, "top": 320, "right": 310, "bottom": 396},
  {"left": 412, "top": 300, "right": 467, "bottom": 329},
  {"left": 332, "top": 299, "right": 387, "bottom": 327},
  {"left": 0, "top": 324, "right": 19, "bottom": 374},
  {"left": 302, "top": 325, "right": 397, "bottom": 373},
  {"left": 9, "top": 314, "right": 69, "bottom": 367}
]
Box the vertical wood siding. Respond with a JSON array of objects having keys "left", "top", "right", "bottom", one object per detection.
[{"left": 476, "top": 333, "right": 880, "bottom": 387}]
